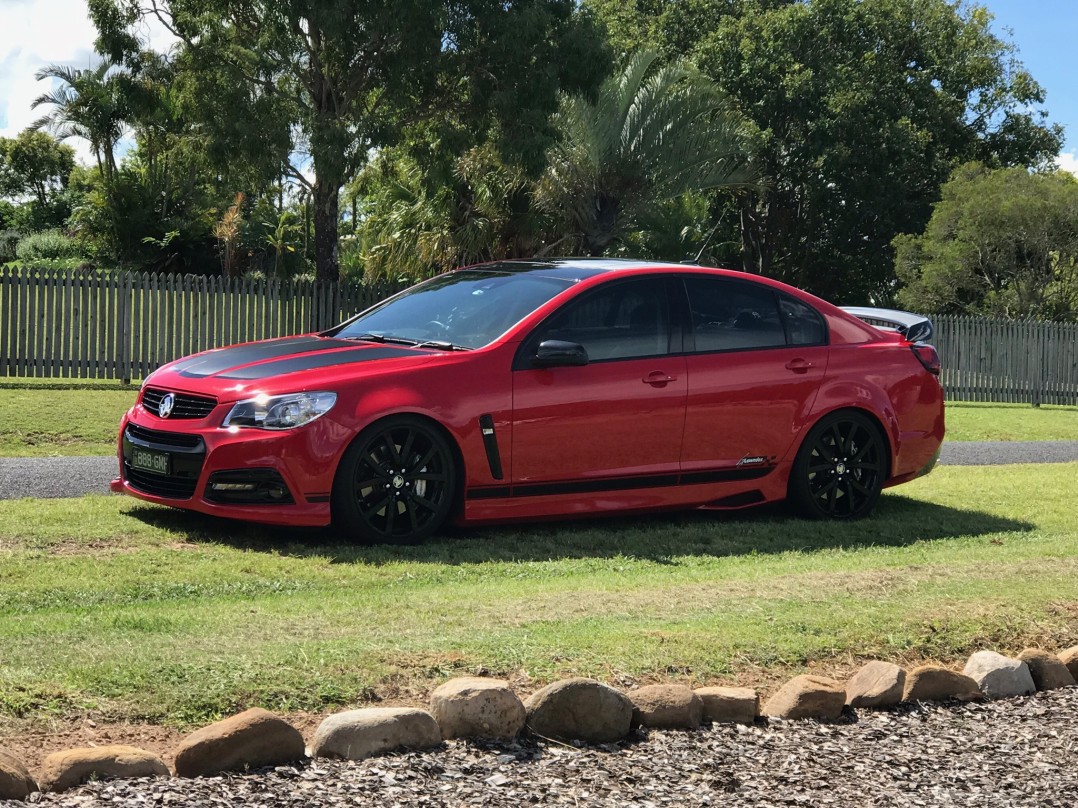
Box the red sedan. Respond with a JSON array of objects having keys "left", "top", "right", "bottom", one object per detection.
[{"left": 111, "top": 259, "right": 944, "bottom": 544}]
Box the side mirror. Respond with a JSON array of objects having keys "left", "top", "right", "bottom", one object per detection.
[{"left": 533, "top": 339, "right": 589, "bottom": 368}]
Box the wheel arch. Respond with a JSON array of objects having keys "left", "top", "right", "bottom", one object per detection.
[
  {"left": 790, "top": 405, "right": 894, "bottom": 488},
  {"left": 330, "top": 410, "right": 468, "bottom": 530}
]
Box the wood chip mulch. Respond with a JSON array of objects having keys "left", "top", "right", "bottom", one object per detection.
[{"left": 12, "top": 687, "right": 1078, "bottom": 807}]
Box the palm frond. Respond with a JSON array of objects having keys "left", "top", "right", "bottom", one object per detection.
[{"left": 540, "top": 49, "right": 762, "bottom": 255}]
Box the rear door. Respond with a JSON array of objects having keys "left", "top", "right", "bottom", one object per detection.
[{"left": 678, "top": 276, "right": 829, "bottom": 474}]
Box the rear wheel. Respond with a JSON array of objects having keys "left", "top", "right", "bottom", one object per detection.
[
  {"left": 332, "top": 416, "right": 457, "bottom": 545},
  {"left": 788, "top": 411, "right": 887, "bottom": 520}
]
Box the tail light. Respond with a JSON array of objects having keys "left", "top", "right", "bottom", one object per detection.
[{"left": 911, "top": 344, "right": 940, "bottom": 375}]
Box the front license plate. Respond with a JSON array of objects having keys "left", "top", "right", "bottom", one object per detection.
[{"left": 131, "top": 447, "right": 171, "bottom": 476}]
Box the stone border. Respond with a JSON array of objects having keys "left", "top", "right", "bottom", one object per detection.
[{"left": 3, "top": 645, "right": 1077, "bottom": 799}]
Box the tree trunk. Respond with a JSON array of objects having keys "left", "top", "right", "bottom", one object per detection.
[
  {"left": 739, "top": 197, "right": 771, "bottom": 275},
  {"left": 313, "top": 176, "right": 341, "bottom": 283}
]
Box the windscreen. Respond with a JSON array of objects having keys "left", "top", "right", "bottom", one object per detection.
[{"left": 334, "top": 270, "right": 575, "bottom": 349}]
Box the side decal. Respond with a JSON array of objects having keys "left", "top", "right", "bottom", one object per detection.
[{"left": 467, "top": 465, "right": 773, "bottom": 501}]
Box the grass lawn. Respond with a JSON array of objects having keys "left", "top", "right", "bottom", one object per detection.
[
  {"left": 1, "top": 462, "right": 1077, "bottom": 729},
  {"left": 0, "top": 386, "right": 136, "bottom": 456},
  {"left": 0, "top": 384, "right": 1075, "bottom": 457},
  {"left": 944, "top": 402, "right": 1078, "bottom": 442}
]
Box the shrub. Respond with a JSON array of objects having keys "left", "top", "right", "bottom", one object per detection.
[
  {"left": 9, "top": 257, "right": 90, "bottom": 271},
  {"left": 0, "top": 229, "right": 20, "bottom": 263},
  {"left": 15, "top": 229, "right": 86, "bottom": 261}
]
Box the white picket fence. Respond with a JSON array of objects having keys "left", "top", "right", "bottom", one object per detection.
[
  {"left": 935, "top": 316, "right": 1078, "bottom": 405},
  {"left": 0, "top": 266, "right": 404, "bottom": 383},
  {"left": 1, "top": 266, "right": 1076, "bottom": 404}
]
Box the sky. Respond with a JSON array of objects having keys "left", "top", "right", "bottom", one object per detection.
[{"left": 0, "top": 0, "right": 1076, "bottom": 172}]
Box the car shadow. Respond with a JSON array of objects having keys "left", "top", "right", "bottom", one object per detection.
[{"left": 125, "top": 492, "right": 1034, "bottom": 565}]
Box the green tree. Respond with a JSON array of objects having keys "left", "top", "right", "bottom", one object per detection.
[
  {"left": 263, "top": 210, "right": 298, "bottom": 277},
  {"left": 0, "top": 130, "right": 76, "bottom": 207},
  {"left": 357, "top": 144, "right": 542, "bottom": 280},
  {"left": 30, "top": 61, "right": 129, "bottom": 188},
  {"left": 536, "top": 50, "right": 758, "bottom": 256},
  {"left": 895, "top": 162, "right": 1078, "bottom": 321},
  {"left": 589, "top": 0, "right": 1063, "bottom": 301},
  {"left": 90, "top": 0, "right": 609, "bottom": 283}
]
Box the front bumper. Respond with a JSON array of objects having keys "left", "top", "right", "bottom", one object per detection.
[{"left": 111, "top": 407, "right": 349, "bottom": 527}]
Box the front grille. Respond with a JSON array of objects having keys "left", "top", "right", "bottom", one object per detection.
[
  {"left": 123, "top": 424, "right": 206, "bottom": 500},
  {"left": 142, "top": 387, "right": 217, "bottom": 419},
  {"left": 126, "top": 423, "right": 203, "bottom": 449},
  {"left": 125, "top": 467, "right": 200, "bottom": 499}
]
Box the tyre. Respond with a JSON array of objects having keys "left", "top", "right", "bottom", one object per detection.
[
  {"left": 788, "top": 411, "right": 887, "bottom": 520},
  {"left": 332, "top": 415, "right": 458, "bottom": 545}
]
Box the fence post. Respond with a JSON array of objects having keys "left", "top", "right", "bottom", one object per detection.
[
  {"left": 119, "top": 272, "right": 133, "bottom": 385},
  {"left": 1032, "top": 321, "right": 1044, "bottom": 408}
]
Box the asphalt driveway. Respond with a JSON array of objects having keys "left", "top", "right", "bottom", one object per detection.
[{"left": 2, "top": 441, "right": 1077, "bottom": 501}]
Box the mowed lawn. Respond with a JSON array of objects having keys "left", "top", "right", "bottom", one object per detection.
[
  {"left": 1, "top": 461, "right": 1077, "bottom": 729},
  {"left": 0, "top": 385, "right": 1076, "bottom": 456}
]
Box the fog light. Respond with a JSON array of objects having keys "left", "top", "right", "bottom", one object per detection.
[{"left": 205, "top": 469, "right": 294, "bottom": 505}]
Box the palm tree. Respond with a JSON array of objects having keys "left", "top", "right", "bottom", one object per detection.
[
  {"left": 537, "top": 50, "right": 760, "bottom": 256},
  {"left": 30, "top": 61, "right": 129, "bottom": 188},
  {"left": 358, "top": 146, "right": 541, "bottom": 281}
]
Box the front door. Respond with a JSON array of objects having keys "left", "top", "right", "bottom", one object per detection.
[{"left": 511, "top": 277, "right": 687, "bottom": 488}]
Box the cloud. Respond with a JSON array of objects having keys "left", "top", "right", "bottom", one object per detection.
[
  {"left": 0, "top": 0, "right": 99, "bottom": 160},
  {"left": 1057, "top": 152, "right": 1078, "bottom": 177},
  {"left": 0, "top": 0, "right": 175, "bottom": 164}
]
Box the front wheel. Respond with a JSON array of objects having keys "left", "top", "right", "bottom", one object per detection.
[
  {"left": 332, "top": 416, "right": 458, "bottom": 545},
  {"left": 788, "top": 411, "right": 887, "bottom": 520}
]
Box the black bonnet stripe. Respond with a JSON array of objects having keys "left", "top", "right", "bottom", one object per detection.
[
  {"left": 174, "top": 336, "right": 353, "bottom": 378},
  {"left": 217, "top": 346, "right": 433, "bottom": 380}
]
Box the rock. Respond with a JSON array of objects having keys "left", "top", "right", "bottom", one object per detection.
[
  {"left": 1018, "top": 648, "right": 1076, "bottom": 691},
  {"left": 310, "top": 708, "right": 441, "bottom": 760},
  {"left": 1059, "top": 646, "right": 1078, "bottom": 681},
  {"left": 173, "top": 707, "right": 305, "bottom": 777},
  {"left": 762, "top": 675, "right": 845, "bottom": 721},
  {"left": 39, "top": 745, "right": 168, "bottom": 793},
  {"left": 523, "top": 678, "right": 634, "bottom": 744},
  {"left": 902, "top": 666, "right": 982, "bottom": 703},
  {"left": 0, "top": 750, "right": 37, "bottom": 800},
  {"left": 694, "top": 686, "right": 758, "bottom": 724},
  {"left": 628, "top": 684, "right": 703, "bottom": 729},
  {"left": 845, "top": 661, "right": 906, "bottom": 708},
  {"left": 962, "top": 651, "right": 1035, "bottom": 699},
  {"left": 430, "top": 677, "right": 526, "bottom": 740}
]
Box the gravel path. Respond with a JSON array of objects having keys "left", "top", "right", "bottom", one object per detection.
[
  {"left": 12, "top": 688, "right": 1078, "bottom": 807},
  {"left": 0, "top": 456, "right": 117, "bottom": 500},
  {"left": 938, "top": 440, "right": 1078, "bottom": 467},
  {"left": 2, "top": 441, "right": 1077, "bottom": 501}
]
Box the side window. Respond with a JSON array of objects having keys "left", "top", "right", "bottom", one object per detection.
[
  {"left": 523, "top": 278, "right": 670, "bottom": 362},
  {"left": 778, "top": 294, "right": 827, "bottom": 346},
  {"left": 684, "top": 277, "right": 785, "bottom": 352}
]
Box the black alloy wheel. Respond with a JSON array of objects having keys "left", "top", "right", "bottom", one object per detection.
[
  {"left": 333, "top": 416, "right": 457, "bottom": 545},
  {"left": 789, "top": 411, "right": 887, "bottom": 520}
]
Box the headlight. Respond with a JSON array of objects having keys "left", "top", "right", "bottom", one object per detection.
[{"left": 222, "top": 391, "right": 337, "bottom": 430}]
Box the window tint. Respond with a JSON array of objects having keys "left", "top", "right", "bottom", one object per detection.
[
  {"left": 778, "top": 294, "right": 827, "bottom": 345},
  {"left": 684, "top": 277, "right": 785, "bottom": 352},
  {"left": 526, "top": 278, "right": 670, "bottom": 362},
  {"left": 335, "top": 270, "right": 573, "bottom": 348}
]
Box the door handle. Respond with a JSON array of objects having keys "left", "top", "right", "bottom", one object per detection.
[
  {"left": 643, "top": 371, "right": 677, "bottom": 386},
  {"left": 785, "top": 358, "right": 814, "bottom": 373}
]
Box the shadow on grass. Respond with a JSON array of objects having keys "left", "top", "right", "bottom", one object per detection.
[{"left": 126, "top": 491, "right": 1033, "bottom": 566}]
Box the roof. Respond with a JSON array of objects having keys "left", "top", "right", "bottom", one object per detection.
[{"left": 461, "top": 258, "right": 728, "bottom": 283}]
